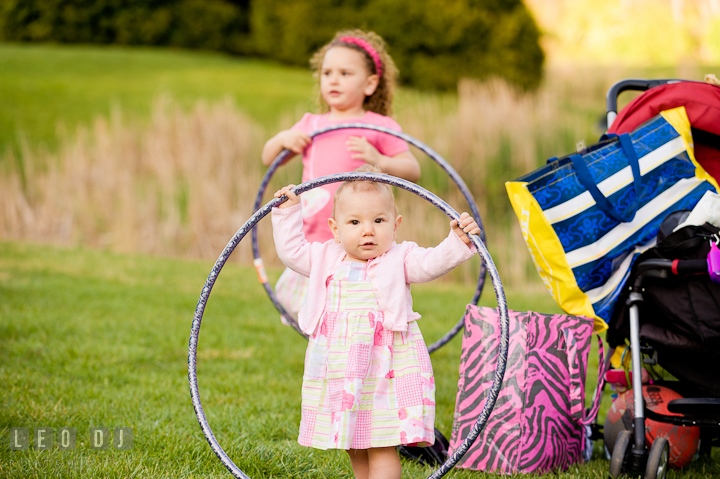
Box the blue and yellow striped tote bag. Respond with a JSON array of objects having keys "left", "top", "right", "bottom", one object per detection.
[{"left": 506, "top": 107, "right": 718, "bottom": 331}]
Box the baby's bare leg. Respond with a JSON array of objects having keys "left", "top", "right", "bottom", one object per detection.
[
  {"left": 367, "top": 446, "right": 401, "bottom": 479},
  {"left": 347, "top": 448, "right": 369, "bottom": 479}
]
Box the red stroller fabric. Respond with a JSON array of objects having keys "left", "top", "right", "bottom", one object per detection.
[{"left": 608, "top": 82, "right": 720, "bottom": 181}]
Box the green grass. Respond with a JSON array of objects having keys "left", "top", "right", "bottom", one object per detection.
[
  {"left": 0, "top": 43, "right": 317, "bottom": 156},
  {"left": 1, "top": 240, "right": 718, "bottom": 478}
]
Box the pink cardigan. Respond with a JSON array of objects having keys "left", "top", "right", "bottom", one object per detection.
[{"left": 272, "top": 203, "right": 477, "bottom": 335}]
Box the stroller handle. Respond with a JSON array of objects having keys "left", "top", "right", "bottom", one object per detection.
[
  {"left": 606, "top": 78, "right": 684, "bottom": 114},
  {"left": 605, "top": 78, "right": 687, "bottom": 128},
  {"left": 634, "top": 258, "right": 708, "bottom": 278},
  {"left": 674, "top": 258, "right": 709, "bottom": 276}
]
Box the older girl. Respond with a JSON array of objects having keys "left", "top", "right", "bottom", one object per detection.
[{"left": 262, "top": 30, "right": 420, "bottom": 323}]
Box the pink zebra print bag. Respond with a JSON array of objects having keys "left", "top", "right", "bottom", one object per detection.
[{"left": 448, "top": 305, "right": 604, "bottom": 474}]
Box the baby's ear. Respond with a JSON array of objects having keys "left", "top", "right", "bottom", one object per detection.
[{"left": 328, "top": 217, "right": 340, "bottom": 241}]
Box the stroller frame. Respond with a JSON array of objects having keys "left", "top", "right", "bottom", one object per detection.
[
  {"left": 604, "top": 79, "right": 720, "bottom": 479},
  {"left": 609, "top": 257, "right": 720, "bottom": 479}
]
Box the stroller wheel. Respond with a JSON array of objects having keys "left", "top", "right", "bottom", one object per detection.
[
  {"left": 609, "top": 430, "right": 632, "bottom": 478},
  {"left": 644, "top": 437, "right": 669, "bottom": 479}
]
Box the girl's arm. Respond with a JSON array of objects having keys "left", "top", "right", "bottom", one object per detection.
[
  {"left": 261, "top": 129, "right": 312, "bottom": 166},
  {"left": 378, "top": 150, "right": 421, "bottom": 182},
  {"left": 404, "top": 213, "right": 479, "bottom": 283},
  {"left": 271, "top": 186, "right": 313, "bottom": 277},
  {"left": 346, "top": 137, "right": 421, "bottom": 182}
]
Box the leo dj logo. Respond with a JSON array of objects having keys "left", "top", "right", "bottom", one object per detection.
[{"left": 8, "top": 427, "right": 133, "bottom": 450}]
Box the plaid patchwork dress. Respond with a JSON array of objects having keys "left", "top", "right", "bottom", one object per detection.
[
  {"left": 275, "top": 267, "right": 309, "bottom": 324},
  {"left": 298, "top": 260, "right": 436, "bottom": 450}
]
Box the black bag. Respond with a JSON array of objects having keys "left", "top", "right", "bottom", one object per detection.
[
  {"left": 397, "top": 428, "right": 449, "bottom": 467},
  {"left": 607, "top": 213, "right": 720, "bottom": 396}
]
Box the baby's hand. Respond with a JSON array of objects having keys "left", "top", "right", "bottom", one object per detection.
[
  {"left": 278, "top": 130, "right": 311, "bottom": 155},
  {"left": 347, "top": 136, "right": 381, "bottom": 165},
  {"left": 451, "top": 212, "right": 481, "bottom": 247},
  {"left": 274, "top": 185, "right": 301, "bottom": 209}
]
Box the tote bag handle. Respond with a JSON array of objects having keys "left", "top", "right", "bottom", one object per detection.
[
  {"left": 570, "top": 133, "right": 642, "bottom": 223},
  {"left": 566, "top": 327, "right": 606, "bottom": 425},
  {"left": 581, "top": 333, "right": 607, "bottom": 425}
]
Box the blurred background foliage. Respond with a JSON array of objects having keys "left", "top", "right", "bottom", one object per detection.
[
  {"left": 526, "top": 0, "right": 720, "bottom": 66},
  {"left": 0, "top": 0, "right": 252, "bottom": 52},
  {"left": 0, "top": 0, "right": 544, "bottom": 91}
]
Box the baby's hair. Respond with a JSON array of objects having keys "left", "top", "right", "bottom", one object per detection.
[
  {"left": 332, "top": 164, "right": 396, "bottom": 217},
  {"left": 310, "top": 29, "right": 398, "bottom": 116}
]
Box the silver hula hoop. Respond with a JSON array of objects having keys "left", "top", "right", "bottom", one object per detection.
[
  {"left": 189, "top": 172, "right": 509, "bottom": 479},
  {"left": 251, "top": 124, "right": 487, "bottom": 353}
]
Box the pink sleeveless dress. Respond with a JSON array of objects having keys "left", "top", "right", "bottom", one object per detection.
[{"left": 298, "top": 260, "right": 436, "bottom": 450}]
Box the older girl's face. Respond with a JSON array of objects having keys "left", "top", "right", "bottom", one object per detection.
[
  {"left": 328, "top": 187, "right": 401, "bottom": 262},
  {"left": 320, "top": 46, "right": 379, "bottom": 114}
]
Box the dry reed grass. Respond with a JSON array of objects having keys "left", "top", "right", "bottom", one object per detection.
[
  {"left": 1, "top": 97, "right": 269, "bottom": 264},
  {"left": 394, "top": 69, "right": 607, "bottom": 289},
  {"left": 1, "top": 69, "right": 613, "bottom": 291}
]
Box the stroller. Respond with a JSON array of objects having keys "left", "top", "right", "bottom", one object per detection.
[{"left": 602, "top": 78, "right": 720, "bottom": 479}]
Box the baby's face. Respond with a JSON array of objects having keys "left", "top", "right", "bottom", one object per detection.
[{"left": 329, "top": 187, "right": 401, "bottom": 262}]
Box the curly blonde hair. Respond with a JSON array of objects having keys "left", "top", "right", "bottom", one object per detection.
[{"left": 310, "top": 29, "right": 398, "bottom": 117}]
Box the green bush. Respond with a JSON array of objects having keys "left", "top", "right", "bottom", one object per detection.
[
  {"left": 363, "top": 0, "right": 544, "bottom": 90},
  {"left": 246, "top": 0, "right": 544, "bottom": 90},
  {"left": 0, "top": 0, "right": 543, "bottom": 90},
  {"left": 0, "top": 0, "right": 251, "bottom": 52}
]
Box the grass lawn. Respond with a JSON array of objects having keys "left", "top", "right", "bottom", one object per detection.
[
  {"left": 1, "top": 240, "right": 718, "bottom": 478},
  {"left": 0, "top": 43, "right": 317, "bottom": 156}
]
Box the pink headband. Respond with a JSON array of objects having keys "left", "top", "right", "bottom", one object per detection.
[{"left": 338, "top": 36, "right": 383, "bottom": 79}]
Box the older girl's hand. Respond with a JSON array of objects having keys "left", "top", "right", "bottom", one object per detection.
[
  {"left": 278, "top": 130, "right": 311, "bottom": 155},
  {"left": 347, "top": 136, "right": 381, "bottom": 165},
  {"left": 274, "top": 185, "right": 301, "bottom": 209},
  {"left": 450, "top": 212, "right": 481, "bottom": 246}
]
